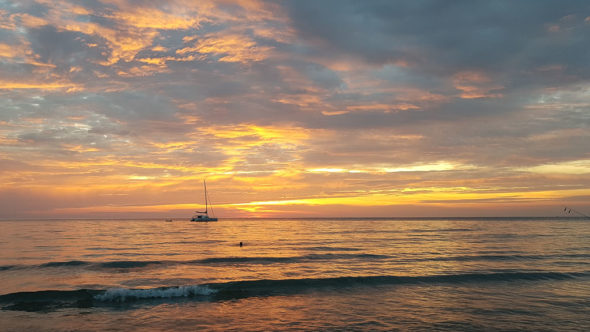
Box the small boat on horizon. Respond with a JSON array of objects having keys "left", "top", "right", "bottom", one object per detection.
[{"left": 191, "top": 180, "right": 218, "bottom": 222}]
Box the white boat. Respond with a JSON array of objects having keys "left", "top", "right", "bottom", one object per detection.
[{"left": 191, "top": 180, "right": 218, "bottom": 222}]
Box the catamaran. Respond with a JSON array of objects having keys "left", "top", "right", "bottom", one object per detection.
[{"left": 191, "top": 180, "right": 218, "bottom": 222}]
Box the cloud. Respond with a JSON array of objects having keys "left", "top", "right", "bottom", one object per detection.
[
  {"left": 0, "top": 0, "right": 589, "bottom": 217},
  {"left": 178, "top": 32, "right": 274, "bottom": 63},
  {"left": 286, "top": 2, "right": 589, "bottom": 65}
]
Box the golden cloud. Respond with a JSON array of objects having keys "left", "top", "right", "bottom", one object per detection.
[
  {"left": 178, "top": 33, "right": 273, "bottom": 63},
  {"left": 0, "top": 79, "right": 81, "bottom": 91}
]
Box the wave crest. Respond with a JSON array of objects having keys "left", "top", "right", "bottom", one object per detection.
[
  {"left": 94, "top": 285, "right": 217, "bottom": 302},
  {"left": 1, "top": 271, "right": 586, "bottom": 312}
]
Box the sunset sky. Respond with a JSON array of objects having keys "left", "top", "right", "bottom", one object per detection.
[{"left": 1, "top": 0, "right": 589, "bottom": 218}]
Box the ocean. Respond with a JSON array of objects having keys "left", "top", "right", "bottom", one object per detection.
[{"left": 1, "top": 218, "right": 589, "bottom": 331}]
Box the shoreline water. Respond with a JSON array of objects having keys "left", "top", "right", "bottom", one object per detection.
[{"left": 2, "top": 218, "right": 589, "bottom": 330}]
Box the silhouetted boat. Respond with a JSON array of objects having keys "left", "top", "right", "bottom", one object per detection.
[{"left": 191, "top": 180, "right": 218, "bottom": 222}]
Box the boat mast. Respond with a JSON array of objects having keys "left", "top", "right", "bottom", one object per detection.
[
  {"left": 564, "top": 206, "right": 590, "bottom": 218},
  {"left": 204, "top": 180, "right": 208, "bottom": 214}
]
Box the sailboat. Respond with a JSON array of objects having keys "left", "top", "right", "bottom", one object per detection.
[{"left": 190, "top": 180, "right": 218, "bottom": 222}]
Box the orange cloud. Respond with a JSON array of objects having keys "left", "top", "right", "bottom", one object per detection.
[
  {"left": 196, "top": 124, "right": 310, "bottom": 146},
  {"left": 453, "top": 71, "right": 504, "bottom": 99},
  {"left": 346, "top": 103, "right": 420, "bottom": 112},
  {"left": 0, "top": 9, "right": 15, "bottom": 29},
  {"left": 272, "top": 94, "right": 323, "bottom": 108},
  {"left": 1, "top": 0, "right": 287, "bottom": 77},
  {"left": 151, "top": 45, "right": 168, "bottom": 52},
  {"left": 178, "top": 33, "right": 273, "bottom": 63},
  {"left": 0, "top": 39, "right": 56, "bottom": 69},
  {"left": 105, "top": 7, "right": 203, "bottom": 30},
  {"left": 65, "top": 21, "right": 159, "bottom": 65},
  {"left": 0, "top": 43, "right": 24, "bottom": 58},
  {"left": 0, "top": 79, "right": 81, "bottom": 91},
  {"left": 15, "top": 13, "right": 49, "bottom": 28},
  {"left": 25, "top": 2, "right": 166, "bottom": 65}
]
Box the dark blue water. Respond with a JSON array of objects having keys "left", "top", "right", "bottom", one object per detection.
[{"left": 1, "top": 218, "right": 589, "bottom": 331}]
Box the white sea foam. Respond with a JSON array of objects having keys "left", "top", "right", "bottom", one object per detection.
[{"left": 94, "top": 285, "right": 217, "bottom": 302}]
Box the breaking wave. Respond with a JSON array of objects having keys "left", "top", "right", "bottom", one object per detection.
[
  {"left": 1, "top": 271, "right": 587, "bottom": 311},
  {"left": 94, "top": 285, "right": 216, "bottom": 302}
]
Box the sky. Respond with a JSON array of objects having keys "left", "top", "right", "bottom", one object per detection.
[{"left": 0, "top": 0, "right": 589, "bottom": 218}]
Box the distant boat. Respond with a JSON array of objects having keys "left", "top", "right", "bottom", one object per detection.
[
  {"left": 191, "top": 180, "right": 218, "bottom": 222},
  {"left": 165, "top": 218, "right": 173, "bottom": 222}
]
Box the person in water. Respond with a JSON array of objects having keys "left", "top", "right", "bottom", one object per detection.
[{"left": 239, "top": 242, "right": 243, "bottom": 247}]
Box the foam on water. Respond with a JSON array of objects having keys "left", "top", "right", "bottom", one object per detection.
[{"left": 94, "top": 285, "right": 217, "bottom": 302}]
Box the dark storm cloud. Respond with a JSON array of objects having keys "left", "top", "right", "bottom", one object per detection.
[{"left": 285, "top": 1, "right": 590, "bottom": 76}]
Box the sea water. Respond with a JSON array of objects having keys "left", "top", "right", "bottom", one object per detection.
[{"left": 1, "top": 218, "right": 589, "bottom": 331}]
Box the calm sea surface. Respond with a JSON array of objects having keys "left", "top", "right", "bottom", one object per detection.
[{"left": 1, "top": 218, "right": 589, "bottom": 331}]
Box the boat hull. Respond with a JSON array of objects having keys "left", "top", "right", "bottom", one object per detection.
[{"left": 190, "top": 217, "right": 218, "bottom": 222}]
